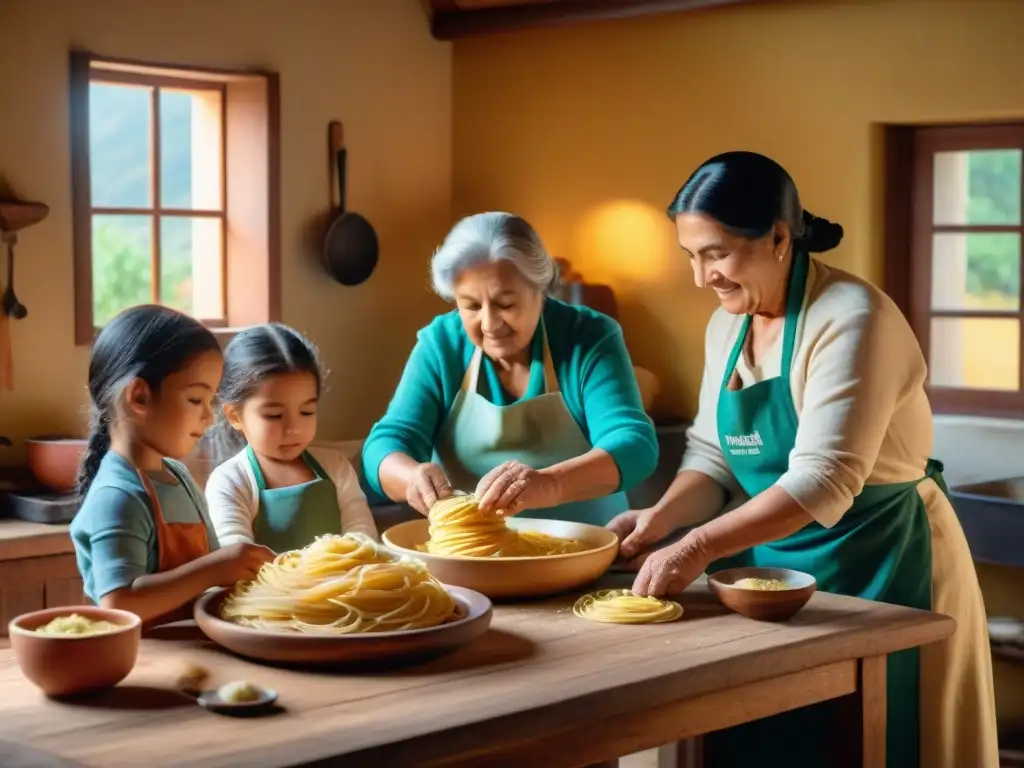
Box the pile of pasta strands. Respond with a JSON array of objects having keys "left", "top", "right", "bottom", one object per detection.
[
  {"left": 423, "top": 494, "right": 587, "bottom": 558},
  {"left": 220, "top": 533, "right": 459, "bottom": 634},
  {"left": 573, "top": 589, "right": 683, "bottom": 624}
]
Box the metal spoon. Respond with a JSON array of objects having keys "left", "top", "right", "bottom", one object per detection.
[{"left": 2, "top": 234, "right": 27, "bottom": 320}]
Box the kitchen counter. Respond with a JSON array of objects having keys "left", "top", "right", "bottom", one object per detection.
[
  {"left": 0, "top": 576, "right": 953, "bottom": 767},
  {"left": 0, "top": 519, "right": 73, "bottom": 562},
  {"left": 0, "top": 520, "right": 83, "bottom": 635}
]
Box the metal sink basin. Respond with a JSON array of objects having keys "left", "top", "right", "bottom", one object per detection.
[{"left": 949, "top": 477, "right": 1024, "bottom": 569}]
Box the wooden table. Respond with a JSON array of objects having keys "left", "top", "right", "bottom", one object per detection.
[{"left": 0, "top": 578, "right": 954, "bottom": 768}]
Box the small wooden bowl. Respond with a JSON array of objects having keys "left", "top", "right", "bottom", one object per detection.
[
  {"left": 383, "top": 517, "right": 619, "bottom": 599},
  {"left": 194, "top": 585, "right": 492, "bottom": 667},
  {"left": 8, "top": 605, "right": 142, "bottom": 697},
  {"left": 707, "top": 567, "right": 816, "bottom": 622}
]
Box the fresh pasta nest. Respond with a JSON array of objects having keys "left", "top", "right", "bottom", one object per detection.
[
  {"left": 220, "top": 533, "right": 460, "bottom": 634},
  {"left": 573, "top": 589, "right": 684, "bottom": 624},
  {"left": 423, "top": 494, "right": 588, "bottom": 558}
]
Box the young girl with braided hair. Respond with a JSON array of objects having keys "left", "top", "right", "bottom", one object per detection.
[{"left": 70, "top": 305, "right": 274, "bottom": 625}]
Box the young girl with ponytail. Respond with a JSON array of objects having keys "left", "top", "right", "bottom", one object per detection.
[
  {"left": 204, "top": 323, "right": 376, "bottom": 552},
  {"left": 70, "top": 305, "right": 274, "bottom": 625}
]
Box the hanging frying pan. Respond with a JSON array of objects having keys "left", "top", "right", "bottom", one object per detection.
[{"left": 322, "top": 121, "right": 379, "bottom": 286}]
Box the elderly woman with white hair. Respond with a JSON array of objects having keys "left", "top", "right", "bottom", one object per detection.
[{"left": 361, "top": 212, "right": 658, "bottom": 525}]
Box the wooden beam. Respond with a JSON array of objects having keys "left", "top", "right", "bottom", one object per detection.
[{"left": 430, "top": 0, "right": 766, "bottom": 40}]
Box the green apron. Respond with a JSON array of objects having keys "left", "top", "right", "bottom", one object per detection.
[
  {"left": 246, "top": 446, "right": 343, "bottom": 552},
  {"left": 704, "top": 251, "right": 937, "bottom": 768},
  {"left": 433, "top": 322, "right": 629, "bottom": 526}
]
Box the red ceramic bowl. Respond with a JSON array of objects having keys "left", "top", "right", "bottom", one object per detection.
[
  {"left": 24, "top": 437, "right": 87, "bottom": 494},
  {"left": 8, "top": 605, "right": 142, "bottom": 697}
]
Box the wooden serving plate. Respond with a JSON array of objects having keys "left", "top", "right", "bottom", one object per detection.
[
  {"left": 383, "top": 518, "right": 619, "bottom": 600},
  {"left": 194, "top": 585, "right": 492, "bottom": 668}
]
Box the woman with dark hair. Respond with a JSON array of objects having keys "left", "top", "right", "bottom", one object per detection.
[{"left": 608, "top": 152, "right": 997, "bottom": 767}]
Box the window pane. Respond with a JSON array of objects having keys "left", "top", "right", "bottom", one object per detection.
[
  {"left": 931, "top": 232, "right": 1020, "bottom": 311},
  {"left": 160, "top": 89, "right": 223, "bottom": 210},
  {"left": 932, "top": 149, "right": 1021, "bottom": 226},
  {"left": 929, "top": 317, "right": 1019, "bottom": 391},
  {"left": 92, "top": 214, "right": 152, "bottom": 326},
  {"left": 89, "top": 83, "right": 151, "bottom": 208},
  {"left": 160, "top": 216, "right": 223, "bottom": 318}
]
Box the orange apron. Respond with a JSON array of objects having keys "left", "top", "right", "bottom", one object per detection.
[{"left": 137, "top": 466, "right": 211, "bottom": 572}]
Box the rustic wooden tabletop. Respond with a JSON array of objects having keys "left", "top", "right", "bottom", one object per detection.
[{"left": 0, "top": 576, "right": 954, "bottom": 768}]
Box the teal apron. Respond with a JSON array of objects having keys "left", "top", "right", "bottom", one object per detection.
[
  {"left": 704, "top": 251, "right": 937, "bottom": 768},
  {"left": 433, "top": 321, "right": 629, "bottom": 526},
  {"left": 246, "top": 446, "right": 343, "bottom": 552}
]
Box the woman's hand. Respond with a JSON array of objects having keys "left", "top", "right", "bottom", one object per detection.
[
  {"left": 631, "top": 532, "right": 711, "bottom": 598},
  {"left": 606, "top": 507, "right": 679, "bottom": 567},
  {"left": 406, "top": 462, "right": 453, "bottom": 516},
  {"left": 475, "top": 461, "right": 562, "bottom": 515}
]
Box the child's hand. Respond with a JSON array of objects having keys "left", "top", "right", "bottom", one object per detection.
[{"left": 210, "top": 542, "right": 276, "bottom": 586}]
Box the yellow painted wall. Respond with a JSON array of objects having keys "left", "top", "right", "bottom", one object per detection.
[
  {"left": 452, "top": 0, "right": 1024, "bottom": 725},
  {"left": 1, "top": 0, "right": 1021, "bottom": 725},
  {"left": 452, "top": 0, "right": 1024, "bottom": 420},
  {"left": 0, "top": 0, "right": 451, "bottom": 456}
]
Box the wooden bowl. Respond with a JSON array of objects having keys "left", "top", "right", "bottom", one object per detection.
[
  {"left": 24, "top": 436, "right": 88, "bottom": 494},
  {"left": 383, "top": 517, "right": 619, "bottom": 599},
  {"left": 8, "top": 605, "right": 142, "bottom": 697},
  {"left": 707, "top": 567, "right": 816, "bottom": 622},
  {"left": 194, "top": 585, "right": 492, "bottom": 667}
]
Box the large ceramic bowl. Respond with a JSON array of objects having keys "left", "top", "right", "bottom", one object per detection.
[
  {"left": 708, "top": 567, "right": 817, "bottom": 622},
  {"left": 24, "top": 436, "right": 88, "bottom": 494},
  {"left": 9, "top": 605, "right": 142, "bottom": 696},
  {"left": 383, "top": 517, "right": 619, "bottom": 599},
  {"left": 194, "top": 585, "right": 492, "bottom": 667}
]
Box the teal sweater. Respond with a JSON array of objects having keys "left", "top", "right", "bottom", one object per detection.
[{"left": 361, "top": 298, "right": 658, "bottom": 500}]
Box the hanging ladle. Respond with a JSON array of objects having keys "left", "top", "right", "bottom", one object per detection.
[
  {"left": 0, "top": 201, "right": 48, "bottom": 320},
  {"left": 2, "top": 231, "right": 27, "bottom": 320}
]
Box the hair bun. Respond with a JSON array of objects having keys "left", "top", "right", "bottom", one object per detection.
[{"left": 800, "top": 210, "right": 844, "bottom": 253}]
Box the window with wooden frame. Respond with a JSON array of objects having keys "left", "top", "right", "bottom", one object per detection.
[
  {"left": 886, "top": 123, "right": 1024, "bottom": 418},
  {"left": 70, "top": 52, "right": 281, "bottom": 345}
]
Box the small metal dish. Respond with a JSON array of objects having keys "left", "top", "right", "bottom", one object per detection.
[{"left": 196, "top": 686, "right": 279, "bottom": 714}]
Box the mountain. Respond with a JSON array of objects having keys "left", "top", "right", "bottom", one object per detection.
[
  {"left": 89, "top": 82, "right": 194, "bottom": 210},
  {"left": 88, "top": 82, "right": 203, "bottom": 319}
]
